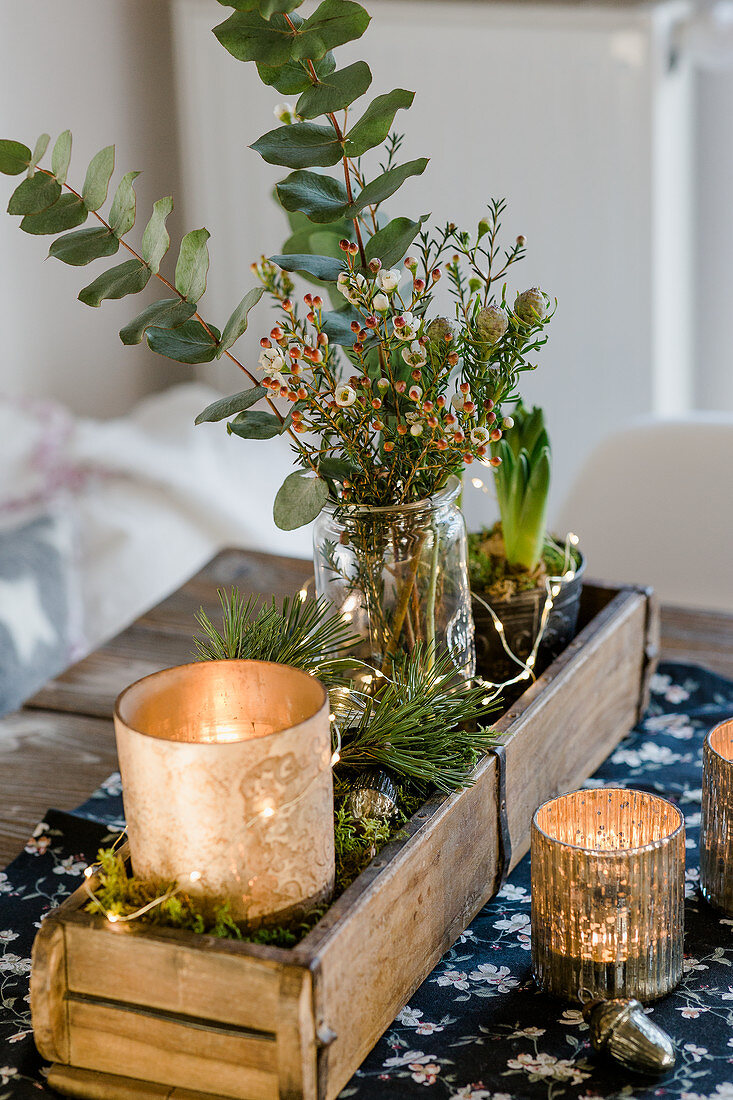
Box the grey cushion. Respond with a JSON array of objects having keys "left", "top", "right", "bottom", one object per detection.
[{"left": 0, "top": 512, "right": 77, "bottom": 717}]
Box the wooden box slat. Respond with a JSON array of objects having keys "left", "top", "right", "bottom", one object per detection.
[{"left": 28, "top": 568, "right": 658, "bottom": 1100}]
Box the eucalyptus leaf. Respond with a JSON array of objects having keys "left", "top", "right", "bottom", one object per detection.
[
  {"left": 344, "top": 89, "right": 414, "bottom": 157},
  {"left": 51, "top": 131, "right": 72, "bottom": 184},
  {"left": 365, "top": 214, "right": 428, "bottom": 269},
  {"left": 292, "top": 0, "right": 370, "bottom": 61},
  {"left": 82, "top": 145, "right": 115, "bottom": 211},
  {"left": 295, "top": 60, "right": 371, "bottom": 118},
  {"left": 228, "top": 409, "right": 283, "bottom": 439},
  {"left": 195, "top": 385, "right": 266, "bottom": 424},
  {"left": 7, "top": 173, "right": 61, "bottom": 216},
  {"left": 216, "top": 0, "right": 259, "bottom": 8},
  {"left": 146, "top": 319, "right": 220, "bottom": 363},
  {"left": 28, "top": 134, "right": 50, "bottom": 175},
  {"left": 78, "top": 258, "right": 151, "bottom": 307},
  {"left": 108, "top": 171, "right": 140, "bottom": 236},
  {"left": 321, "top": 308, "right": 359, "bottom": 346},
  {"left": 213, "top": 10, "right": 295, "bottom": 66},
  {"left": 276, "top": 170, "right": 348, "bottom": 223},
  {"left": 348, "top": 157, "right": 428, "bottom": 216},
  {"left": 318, "top": 455, "right": 358, "bottom": 480},
  {"left": 270, "top": 252, "right": 345, "bottom": 280},
  {"left": 218, "top": 286, "right": 266, "bottom": 357},
  {"left": 259, "top": 0, "right": 302, "bottom": 15},
  {"left": 141, "top": 196, "right": 174, "bottom": 274},
  {"left": 49, "top": 226, "right": 120, "bottom": 266},
  {"left": 273, "top": 470, "right": 329, "bottom": 530},
  {"left": 0, "top": 140, "right": 32, "bottom": 176},
  {"left": 175, "top": 228, "right": 211, "bottom": 303},
  {"left": 20, "top": 194, "right": 88, "bottom": 235},
  {"left": 252, "top": 123, "right": 343, "bottom": 169},
  {"left": 257, "top": 50, "right": 335, "bottom": 94},
  {"left": 119, "top": 298, "right": 196, "bottom": 345}
]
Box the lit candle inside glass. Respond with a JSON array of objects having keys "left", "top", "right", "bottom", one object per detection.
[
  {"left": 701, "top": 718, "right": 733, "bottom": 915},
  {"left": 531, "top": 788, "right": 685, "bottom": 1002},
  {"left": 114, "top": 659, "right": 334, "bottom": 925}
]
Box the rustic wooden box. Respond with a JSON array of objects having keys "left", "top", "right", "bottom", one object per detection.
[{"left": 31, "top": 580, "right": 658, "bottom": 1100}]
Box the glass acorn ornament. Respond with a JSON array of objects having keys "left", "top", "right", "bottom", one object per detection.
[
  {"left": 581, "top": 995, "right": 676, "bottom": 1075},
  {"left": 346, "top": 768, "right": 399, "bottom": 820}
]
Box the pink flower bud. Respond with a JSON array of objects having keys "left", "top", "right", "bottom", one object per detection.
[
  {"left": 260, "top": 337, "right": 272, "bottom": 349},
  {"left": 490, "top": 455, "right": 502, "bottom": 467}
]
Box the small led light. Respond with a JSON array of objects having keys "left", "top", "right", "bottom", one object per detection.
[
  {"left": 331, "top": 750, "right": 341, "bottom": 766},
  {"left": 481, "top": 697, "right": 491, "bottom": 705},
  {"left": 298, "top": 587, "right": 308, "bottom": 601},
  {"left": 189, "top": 870, "right": 202, "bottom": 882},
  {"left": 261, "top": 805, "right": 275, "bottom": 819},
  {"left": 84, "top": 866, "right": 94, "bottom": 879},
  {"left": 471, "top": 477, "right": 483, "bottom": 489},
  {"left": 520, "top": 670, "right": 531, "bottom": 680},
  {"left": 568, "top": 532, "right": 579, "bottom": 546},
  {"left": 107, "top": 913, "right": 119, "bottom": 923},
  {"left": 552, "top": 585, "right": 561, "bottom": 597},
  {"left": 329, "top": 713, "right": 335, "bottom": 721},
  {"left": 343, "top": 612, "right": 352, "bottom": 622},
  {"left": 495, "top": 620, "right": 504, "bottom": 633},
  {"left": 526, "top": 655, "right": 536, "bottom": 669}
]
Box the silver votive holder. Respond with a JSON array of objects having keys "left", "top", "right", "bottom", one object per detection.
[
  {"left": 531, "top": 788, "right": 685, "bottom": 1003},
  {"left": 701, "top": 718, "right": 733, "bottom": 914}
]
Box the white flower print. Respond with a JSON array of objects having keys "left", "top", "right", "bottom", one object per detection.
[
  {"left": 53, "top": 856, "right": 87, "bottom": 876},
  {"left": 397, "top": 1006, "right": 423, "bottom": 1026},
  {"left": 0, "top": 872, "right": 12, "bottom": 894},
  {"left": 559, "top": 1008, "right": 588, "bottom": 1030},
  {"left": 493, "top": 912, "right": 530, "bottom": 933},
  {"left": 435, "top": 969, "right": 470, "bottom": 991},
  {"left": 720, "top": 985, "right": 733, "bottom": 1000},
  {"left": 409, "top": 1061, "right": 441, "bottom": 1085},
  {"left": 506, "top": 1052, "right": 589, "bottom": 1085},
  {"left": 611, "top": 742, "right": 683, "bottom": 768},
  {"left": 683, "top": 1043, "right": 708, "bottom": 1061},
  {"left": 0, "top": 954, "right": 31, "bottom": 976},
  {"left": 416, "top": 1021, "right": 444, "bottom": 1036},
  {"left": 448, "top": 1088, "right": 491, "bottom": 1100},
  {"left": 100, "top": 772, "right": 122, "bottom": 795},
  {"left": 498, "top": 883, "right": 527, "bottom": 901},
  {"left": 677, "top": 1004, "right": 709, "bottom": 1019},
  {"left": 512, "top": 1026, "right": 546, "bottom": 1039},
  {"left": 709, "top": 1086, "right": 733, "bottom": 1100},
  {"left": 0, "top": 1066, "right": 18, "bottom": 1086},
  {"left": 383, "top": 1050, "right": 431, "bottom": 1069},
  {"left": 683, "top": 957, "right": 709, "bottom": 973},
  {"left": 0, "top": 930, "right": 18, "bottom": 943},
  {"left": 468, "top": 964, "right": 519, "bottom": 992}
]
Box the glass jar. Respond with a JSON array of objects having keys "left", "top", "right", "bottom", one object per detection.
[{"left": 313, "top": 477, "right": 475, "bottom": 679}]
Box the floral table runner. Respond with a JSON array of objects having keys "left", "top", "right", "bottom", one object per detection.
[{"left": 1, "top": 661, "right": 732, "bottom": 1100}]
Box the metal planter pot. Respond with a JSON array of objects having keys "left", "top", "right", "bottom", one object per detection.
[{"left": 473, "top": 552, "right": 585, "bottom": 689}]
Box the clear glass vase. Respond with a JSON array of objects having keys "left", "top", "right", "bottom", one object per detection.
[{"left": 313, "top": 477, "right": 475, "bottom": 679}]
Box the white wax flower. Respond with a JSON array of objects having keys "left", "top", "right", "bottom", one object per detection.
[
  {"left": 335, "top": 385, "right": 357, "bottom": 407},
  {"left": 337, "top": 271, "right": 367, "bottom": 305},
  {"left": 470, "top": 427, "right": 491, "bottom": 446},
  {"left": 402, "top": 342, "right": 426, "bottom": 368},
  {"left": 376, "top": 268, "right": 402, "bottom": 292},
  {"left": 410, "top": 422, "right": 424, "bottom": 436},
  {"left": 259, "top": 347, "right": 286, "bottom": 373},
  {"left": 408, "top": 385, "right": 423, "bottom": 402},
  {"left": 393, "top": 311, "right": 418, "bottom": 341},
  {"left": 372, "top": 291, "right": 390, "bottom": 312},
  {"left": 451, "top": 392, "right": 466, "bottom": 411}
]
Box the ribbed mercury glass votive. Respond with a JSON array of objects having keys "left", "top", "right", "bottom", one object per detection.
[
  {"left": 531, "top": 788, "right": 685, "bottom": 1003},
  {"left": 701, "top": 718, "right": 733, "bottom": 914}
]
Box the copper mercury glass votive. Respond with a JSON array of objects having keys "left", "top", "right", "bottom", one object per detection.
[
  {"left": 701, "top": 718, "right": 733, "bottom": 914},
  {"left": 114, "top": 659, "right": 335, "bottom": 925},
  {"left": 531, "top": 788, "right": 685, "bottom": 1002}
]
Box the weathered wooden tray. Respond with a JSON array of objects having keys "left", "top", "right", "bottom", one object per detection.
[{"left": 31, "top": 580, "right": 658, "bottom": 1100}]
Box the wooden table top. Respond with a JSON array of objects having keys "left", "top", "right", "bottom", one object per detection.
[{"left": 1, "top": 548, "right": 732, "bottom": 869}]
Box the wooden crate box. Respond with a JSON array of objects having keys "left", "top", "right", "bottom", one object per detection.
[{"left": 31, "top": 580, "right": 658, "bottom": 1100}]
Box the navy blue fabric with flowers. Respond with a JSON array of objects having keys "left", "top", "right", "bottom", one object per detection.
[{"left": 1, "top": 661, "right": 733, "bottom": 1099}]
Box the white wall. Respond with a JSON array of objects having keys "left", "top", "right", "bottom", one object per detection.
[{"left": 0, "top": 0, "right": 188, "bottom": 417}]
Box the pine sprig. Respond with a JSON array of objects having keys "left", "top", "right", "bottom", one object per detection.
[
  {"left": 193, "top": 588, "right": 360, "bottom": 689},
  {"left": 336, "top": 647, "right": 498, "bottom": 791}
]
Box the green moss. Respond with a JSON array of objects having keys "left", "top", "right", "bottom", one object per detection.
[
  {"left": 468, "top": 523, "right": 579, "bottom": 602},
  {"left": 84, "top": 785, "right": 420, "bottom": 946}
]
